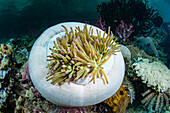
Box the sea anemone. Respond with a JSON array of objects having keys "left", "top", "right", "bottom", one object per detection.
[
  {"left": 28, "top": 22, "right": 125, "bottom": 106},
  {"left": 46, "top": 24, "right": 120, "bottom": 85}
]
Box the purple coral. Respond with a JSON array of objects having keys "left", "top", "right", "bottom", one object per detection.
[
  {"left": 94, "top": 17, "right": 107, "bottom": 31},
  {"left": 21, "top": 62, "right": 40, "bottom": 97},
  {"left": 21, "top": 62, "right": 31, "bottom": 89},
  {"left": 115, "top": 20, "right": 134, "bottom": 41},
  {"left": 21, "top": 63, "right": 30, "bottom": 82},
  {"left": 85, "top": 17, "right": 106, "bottom": 31}
]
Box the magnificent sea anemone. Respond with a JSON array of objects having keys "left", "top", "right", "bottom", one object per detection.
[{"left": 28, "top": 22, "right": 125, "bottom": 106}]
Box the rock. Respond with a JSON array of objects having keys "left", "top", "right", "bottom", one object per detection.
[{"left": 134, "top": 37, "right": 159, "bottom": 58}]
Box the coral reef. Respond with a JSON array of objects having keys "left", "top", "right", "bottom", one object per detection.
[
  {"left": 0, "top": 44, "right": 18, "bottom": 112},
  {"left": 20, "top": 62, "right": 40, "bottom": 97},
  {"left": 47, "top": 24, "right": 120, "bottom": 85},
  {"left": 97, "top": 0, "right": 162, "bottom": 37},
  {"left": 132, "top": 58, "right": 170, "bottom": 112},
  {"left": 141, "top": 88, "right": 169, "bottom": 112},
  {"left": 0, "top": 44, "right": 13, "bottom": 69},
  {"left": 14, "top": 91, "right": 60, "bottom": 113},
  {"left": 15, "top": 48, "right": 29, "bottom": 65},
  {"left": 5, "top": 37, "right": 36, "bottom": 69},
  {"left": 149, "top": 27, "right": 168, "bottom": 66},
  {"left": 126, "top": 44, "right": 158, "bottom": 62},
  {"left": 58, "top": 106, "right": 95, "bottom": 113},
  {"left": 133, "top": 58, "right": 170, "bottom": 92},
  {"left": 103, "top": 82, "right": 129, "bottom": 113},
  {"left": 115, "top": 20, "right": 134, "bottom": 42},
  {"left": 126, "top": 107, "right": 147, "bottom": 113},
  {"left": 14, "top": 61, "right": 98, "bottom": 113},
  {"left": 93, "top": 17, "right": 107, "bottom": 31},
  {"left": 134, "top": 37, "right": 159, "bottom": 58},
  {"left": 125, "top": 78, "right": 135, "bottom": 104},
  {"left": 14, "top": 62, "right": 58, "bottom": 113}
]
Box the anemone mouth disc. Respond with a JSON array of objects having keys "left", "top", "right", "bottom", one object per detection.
[{"left": 28, "top": 22, "right": 125, "bottom": 107}]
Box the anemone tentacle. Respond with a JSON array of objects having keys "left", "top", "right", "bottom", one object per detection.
[{"left": 46, "top": 24, "right": 120, "bottom": 85}]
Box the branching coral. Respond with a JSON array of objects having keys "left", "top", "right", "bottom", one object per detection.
[
  {"left": 97, "top": 0, "right": 161, "bottom": 37},
  {"left": 115, "top": 20, "right": 134, "bottom": 42},
  {"left": 94, "top": 17, "right": 107, "bottom": 31},
  {"left": 20, "top": 62, "right": 40, "bottom": 97},
  {"left": 47, "top": 24, "right": 120, "bottom": 85}
]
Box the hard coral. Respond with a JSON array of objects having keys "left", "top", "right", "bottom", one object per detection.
[
  {"left": 94, "top": 17, "right": 107, "bottom": 31},
  {"left": 21, "top": 62, "right": 40, "bottom": 97},
  {"left": 104, "top": 82, "right": 129, "bottom": 112},
  {"left": 58, "top": 106, "right": 94, "bottom": 113},
  {"left": 115, "top": 20, "right": 134, "bottom": 42},
  {"left": 0, "top": 44, "right": 18, "bottom": 112},
  {"left": 132, "top": 58, "right": 170, "bottom": 112},
  {"left": 0, "top": 44, "right": 13, "bottom": 69},
  {"left": 133, "top": 58, "right": 170, "bottom": 92},
  {"left": 126, "top": 44, "right": 158, "bottom": 62},
  {"left": 97, "top": 0, "right": 161, "bottom": 37}
]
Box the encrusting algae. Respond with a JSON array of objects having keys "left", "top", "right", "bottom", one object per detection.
[{"left": 46, "top": 24, "right": 120, "bottom": 85}]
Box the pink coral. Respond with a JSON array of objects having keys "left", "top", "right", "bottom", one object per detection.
[
  {"left": 85, "top": 17, "right": 106, "bottom": 31},
  {"left": 21, "top": 62, "right": 40, "bottom": 97},
  {"left": 31, "top": 88, "right": 40, "bottom": 97},
  {"left": 115, "top": 20, "right": 134, "bottom": 41},
  {"left": 21, "top": 62, "right": 30, "bottom": 82},
  {"left": 94, "top": 17, "right": 107, "bottom": 31}
]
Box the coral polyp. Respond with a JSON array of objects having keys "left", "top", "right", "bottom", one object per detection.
[{"left": 46, "top": 24, "right": 120, "bottom": 85}]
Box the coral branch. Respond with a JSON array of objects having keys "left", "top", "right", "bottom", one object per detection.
[{"left": 115, "top": 20, "right": 134, "bottom": 41}]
